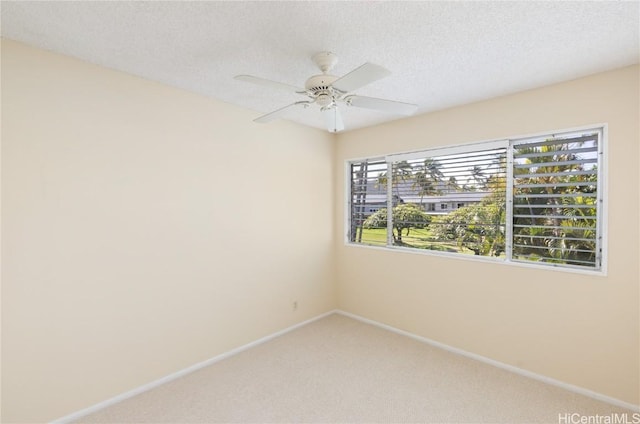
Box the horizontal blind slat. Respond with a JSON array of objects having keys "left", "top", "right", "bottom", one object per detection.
[
  {"left": 514, "top": 158, "right": 597, "bottom": 168},
  {"left": 512, "top": 134, "right": 598, "bottom": 149},
  {"left": 514, "top": 193, "right": 597, "bottom": 199}
]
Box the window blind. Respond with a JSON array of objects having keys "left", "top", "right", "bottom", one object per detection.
[
  {"left": 511, "top": 133, "right": 601, "bottom": 269},
  {"left": 389, "top": 147, "right": 507, "bottom": 255}
]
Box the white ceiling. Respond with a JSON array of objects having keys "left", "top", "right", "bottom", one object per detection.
[{"left": 2, "top": 1, "right": 639, "bottom": 132}]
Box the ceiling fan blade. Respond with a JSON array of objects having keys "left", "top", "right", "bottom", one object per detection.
[
  {"left": 235, "top": 75, "right": 304, "bottom": 93},
  {"left": 254, "top": 101, "right": 310, "bottom": 123},
  {"left": 332, "top": 63, "right": 391, "bottom": 93},
  {"left": 346, "top": 95, "right": 417, "bottom": 116},
  {"left": 323, "top": 107, "right": 344, "bottom": 133}
]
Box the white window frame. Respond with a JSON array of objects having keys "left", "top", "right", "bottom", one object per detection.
[{"left": 344, "top": 124, "right": 607, "bottom": 276}]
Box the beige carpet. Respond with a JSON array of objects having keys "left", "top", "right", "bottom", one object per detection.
[{"left": 78, "top": 313, "right": 634, "bottom": 423}]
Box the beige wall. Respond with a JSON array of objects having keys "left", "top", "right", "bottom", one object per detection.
[
  {"left": 2, "top": 38, "right": 638, "bottom": 423},
  {"left": 1, "top": 39, "right": 336, "bottom": 423},
  {"left": 334, "top": 65, "right": 640, "bottom": 405}
]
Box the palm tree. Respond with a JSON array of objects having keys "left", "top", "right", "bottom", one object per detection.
[
  {"left": 471, "top": 165, "right": 487, "bottom": 190},
  {"left": 512, "top": 140, "right": 597, "bottom": 266},
  {"left": 350, "top": 161, "right": 369, "bottom": 243},
  {"left": 412, "top": 159, "right": 444, "bottom": 206},
  {"left": 377, "top": 160, "right": 413, "bottom": 205},
  {"left": 445, "top": 176, "right": 460, "bottom": 193}
]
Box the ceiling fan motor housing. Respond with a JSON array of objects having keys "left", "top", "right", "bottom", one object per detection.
[{"left": 305, "top": 74, "right": 338, "bottom": 94}]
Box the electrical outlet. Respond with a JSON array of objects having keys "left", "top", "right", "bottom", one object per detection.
[{"left": 292, "top": 301, "right": 298, "bottom": 311}]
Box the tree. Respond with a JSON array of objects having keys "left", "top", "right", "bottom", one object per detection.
[
  {"left": 512, "top": 141, "right": 597, "bottom": 266},
  {"left": 412, "top": 159, "right": 444, "bottom": 205},
  {"left": 445, "top": 176, "right": 460, "bottom": 192},
  {"left": 471, "top": 165, "right": 487, "bottom": 189},
  {"left": 350, "top": 162, "right": 369, "bottom": 243},
  {"left": 430, "top": 192, "right": 505, "bottom": 256},
  {"left": 363, "top": 203, "right": 431, "bottom": 245},
  {"left": 377, "top": 160, "right": 412, "bottom": 203}
]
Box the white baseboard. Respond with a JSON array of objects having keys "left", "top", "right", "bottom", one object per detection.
[
  {"left": 52, "top": 309, "right": 338, "bottom": 423},
  {"left": 336, "top": 309, "right": 640, "bottom": 413}
]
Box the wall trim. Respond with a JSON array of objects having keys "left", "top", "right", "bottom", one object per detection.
[
  {"left": 51, "top": 309, "right": 338, "bottom": 423},
  {"left": 336, "top": 310, "right": 640, "bottom": 412}
]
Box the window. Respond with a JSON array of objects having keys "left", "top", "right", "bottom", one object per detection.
[{"left": 347, "top": 127, "right": 604, "bottom": 272}]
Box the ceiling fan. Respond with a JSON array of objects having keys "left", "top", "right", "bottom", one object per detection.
[{"left": 235, "top": 51, "right": 418, "bottom": 133}]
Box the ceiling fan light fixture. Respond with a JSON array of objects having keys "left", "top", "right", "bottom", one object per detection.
[{"left": 316, "top": 92, "right": 333, "bottom": 107}]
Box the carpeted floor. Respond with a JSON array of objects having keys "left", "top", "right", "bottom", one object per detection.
[{"left": 78, "top": 313, "right": 634, "bottom": 423}]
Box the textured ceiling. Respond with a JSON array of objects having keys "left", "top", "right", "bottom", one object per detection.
[{"left": 2, "top": 1, "right": 639, "bottom": 132}]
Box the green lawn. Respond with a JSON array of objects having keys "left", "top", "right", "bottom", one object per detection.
[{"left": 355, "top": 227, "right": 461, "bottom": 253}]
